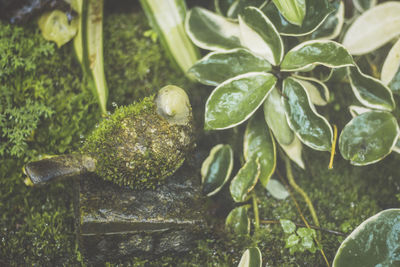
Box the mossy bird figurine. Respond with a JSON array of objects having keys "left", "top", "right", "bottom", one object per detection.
[{"left": 24, "top": 85, "right": 194, "bottom": 189}]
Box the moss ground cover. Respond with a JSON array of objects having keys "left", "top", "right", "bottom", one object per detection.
[{"left": 1, "top": 1, "right": 399, "bottom": 266}]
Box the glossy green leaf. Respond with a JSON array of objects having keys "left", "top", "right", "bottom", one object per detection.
[
  {"left": 263, "top": 88, "right": 295, "bottom": 146},
  {"left": 294, "top": 75, "right": 330, "bottom": 106},
  {"left": 261, "top": 0, "right": 334, "bottom": 36},
  {"left": 353, "top": 0, "right": 377, "bottom": 12},
  {"left": 333, "top": 209, "right": 400, "bottom": 267},
  {"left": 266, "top": 179, "right": 289, "bottom": 200},
  {"left": 271, "top": 0, "right": 305, "bottom": 26},
  {"left": 230, "top": 157, "right": 260, "bottom": 202},
  {"left": 281, "top": 40, "right": 354, "bottom": 72},
  {"left": 225, "top": 205, "right": 251, "bottom": 235},
  {"left": 301, "top": 235, "right": 314, "bottom": 250},
  {"left": 342, "top": 2, "right": 400, "bottom": 55},
  {"left": 339, "top": 111, "right": 400, "bottom": 165},
  {"left": 348, "top": 67, "right": 395, "bottom": 111},
  {"left": 381, "top": 38, "right": 400, "bottom": 95},
  {"left": 297, "top": 227, "right": 316, "bottom": 238},
  {"left": 238, "top": 247, "right": 262, "bottom": 267},
  {"left": 280, "top": 219, "right": 296, "bottom": 234},
  {"left": 201, "top": 144, "right": 233, "bottom": 196},
  {"left": 185, "top": 7, "right": 241, "bottom": 51},
  {"left": 310, "top": 0, "right": 344, "bottom": 40},
  {"left": 205, "top": 72, "right": 277, "bottom": 130},
  {"left": 283, "top": 77, "right": 333, "bottom": 151},
  {"left": 226, "top": 0, "right": 267, "bottom": 19},
  {"left": 238, "top": 7, "right": 283, "bottom": 65},
  {"left": 189, "top": 48, "right": 271, "bottom": 86},
  {"left": 244, "top": 111, "right": 276, "bottom": 187},
  {"left": 286, "top": 234, "right": 300, "bottom": 248}
]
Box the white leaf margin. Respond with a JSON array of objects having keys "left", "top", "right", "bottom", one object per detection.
[
  {"left": 342, "top": 1, "right": 400, "bottom": 55},
  {"left": 381, "top": 38, "right": 400, "bottom": 85},
  {"left": 280, "top": 40, "right": 354, "bottom": 72},
  {"left": 238, "top": 6, "right": 284, "bottom": 65},
  {"left": 185, "top": 7, "right": 241, "bottom": 52},
  {"left": 348, "top": 66, "right": 396, "bottom": 112},
  {"left": 201, "top": 144, "right": 234, "bottom": 196},
  {"left": 283, "top": 77, "right": 334, "bottom": 151}
]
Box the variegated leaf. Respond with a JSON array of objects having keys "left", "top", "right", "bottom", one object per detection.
[
  {"left": 205, "top": 72, "right": 277, "bottom": 130},
  {"left": 244, "top": 111, "right": 276, "bottom": 187},
  {"left": 238, "top": 7, "right": 283, "bottom": 65},
  {"left": 348, "top": 67, "right": 395, "bottom": 111},
  {"left": 339, "top": 111, "right": 399, "bottom": 165},
  {"left": 381, "top": 38, "right": 400, "bottom": 95},
  {"left": 282, "top": 77, "right": 333, "bottom": 151},
  {"left": 185, "top": 7, "right": 241, "bottom": 51},
  {"left": 343, "top": 2, "right": 400, "bottom": 55},
  {"left": 201, "top": 144, "right": 233, "bottom": 196},
  {"left": 189, "top": 49, "right": 271, "bottom": 86}
]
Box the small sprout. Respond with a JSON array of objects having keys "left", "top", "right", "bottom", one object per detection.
[{"left": 280, "top": 219, "right": 318, "bottom": 255}]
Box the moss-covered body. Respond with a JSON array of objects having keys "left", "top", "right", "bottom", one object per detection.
[{"left": 81, "top": 94, "right": 194, "bottom": 189}]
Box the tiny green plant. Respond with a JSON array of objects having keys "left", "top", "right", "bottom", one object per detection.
[
  {"left": 190, "top": 0, "right": 400, "bottom": 265},
  {"left": 280, "top": 219, "right": 318, "bottom": 255}
]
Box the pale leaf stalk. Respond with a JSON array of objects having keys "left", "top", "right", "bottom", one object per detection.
[
  {"left": 140, "top": 0, "right": 200, "bottom": 80},
  {"left": 252, "top": 191, "right": 260, "bottom": 230},
  {"left": 73, "top": 0, "right": 108, "bottom": 115},
  {"left": 284, "top": 155, "right": 320, "bottom": 228}
]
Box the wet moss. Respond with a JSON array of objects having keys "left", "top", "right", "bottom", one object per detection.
[
  {"left": 81, "top": 95, "right": 194, "bottom": 189},
  {"left": 0, "top": 3, "right": 195, "bottom": 265},
  {"left": 103, "top": 10, "right": 192, "bottom": 107}
]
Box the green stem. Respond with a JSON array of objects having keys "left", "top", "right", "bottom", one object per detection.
[
  {"left": 252, "top": 192, "right": 260, "bottom": 230},
  {"left": 284, "top": 156, "right": 320, "bottom": 228}
]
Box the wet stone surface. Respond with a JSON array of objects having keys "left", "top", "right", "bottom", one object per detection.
[{"left": 74, "top": 160, "right": 208, "bottom": 264}]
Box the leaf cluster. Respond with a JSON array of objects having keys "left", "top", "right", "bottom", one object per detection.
[
  {"left": 280, "top": 219, "right": 318, "bottom": 254},
  {"left": 193, "top": 0, "right": 400, "bottom": 265}
]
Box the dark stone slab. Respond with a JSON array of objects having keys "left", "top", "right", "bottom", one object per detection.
[{"left": 75, "top": 159, "right": 208, "bottom": 264}]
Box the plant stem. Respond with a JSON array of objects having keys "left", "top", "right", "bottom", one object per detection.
[
  {"left": 284, "top": 156, "right": 320, "bottom": 228},
  {"left": 328, "top": 124, "right": 338, "bottom": 169},
  {"left": 252, "top": 191, "right": 260, "bottom": 230},
  {"left": 259, "top": 219, "right": 345, "bottom": 236},
  {"left": 280, "top": 157, "right": 330, "bottom": 267}
]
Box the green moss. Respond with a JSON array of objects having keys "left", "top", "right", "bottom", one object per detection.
[
  {"left": 0, "top": 5, "right": 196, "bottom": 265},
  {"left": 104, "top": 11, "right": 191, "bottom": 107},
  {"left": 81, "top": 95, "right": 193, "bottom": 189}
]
